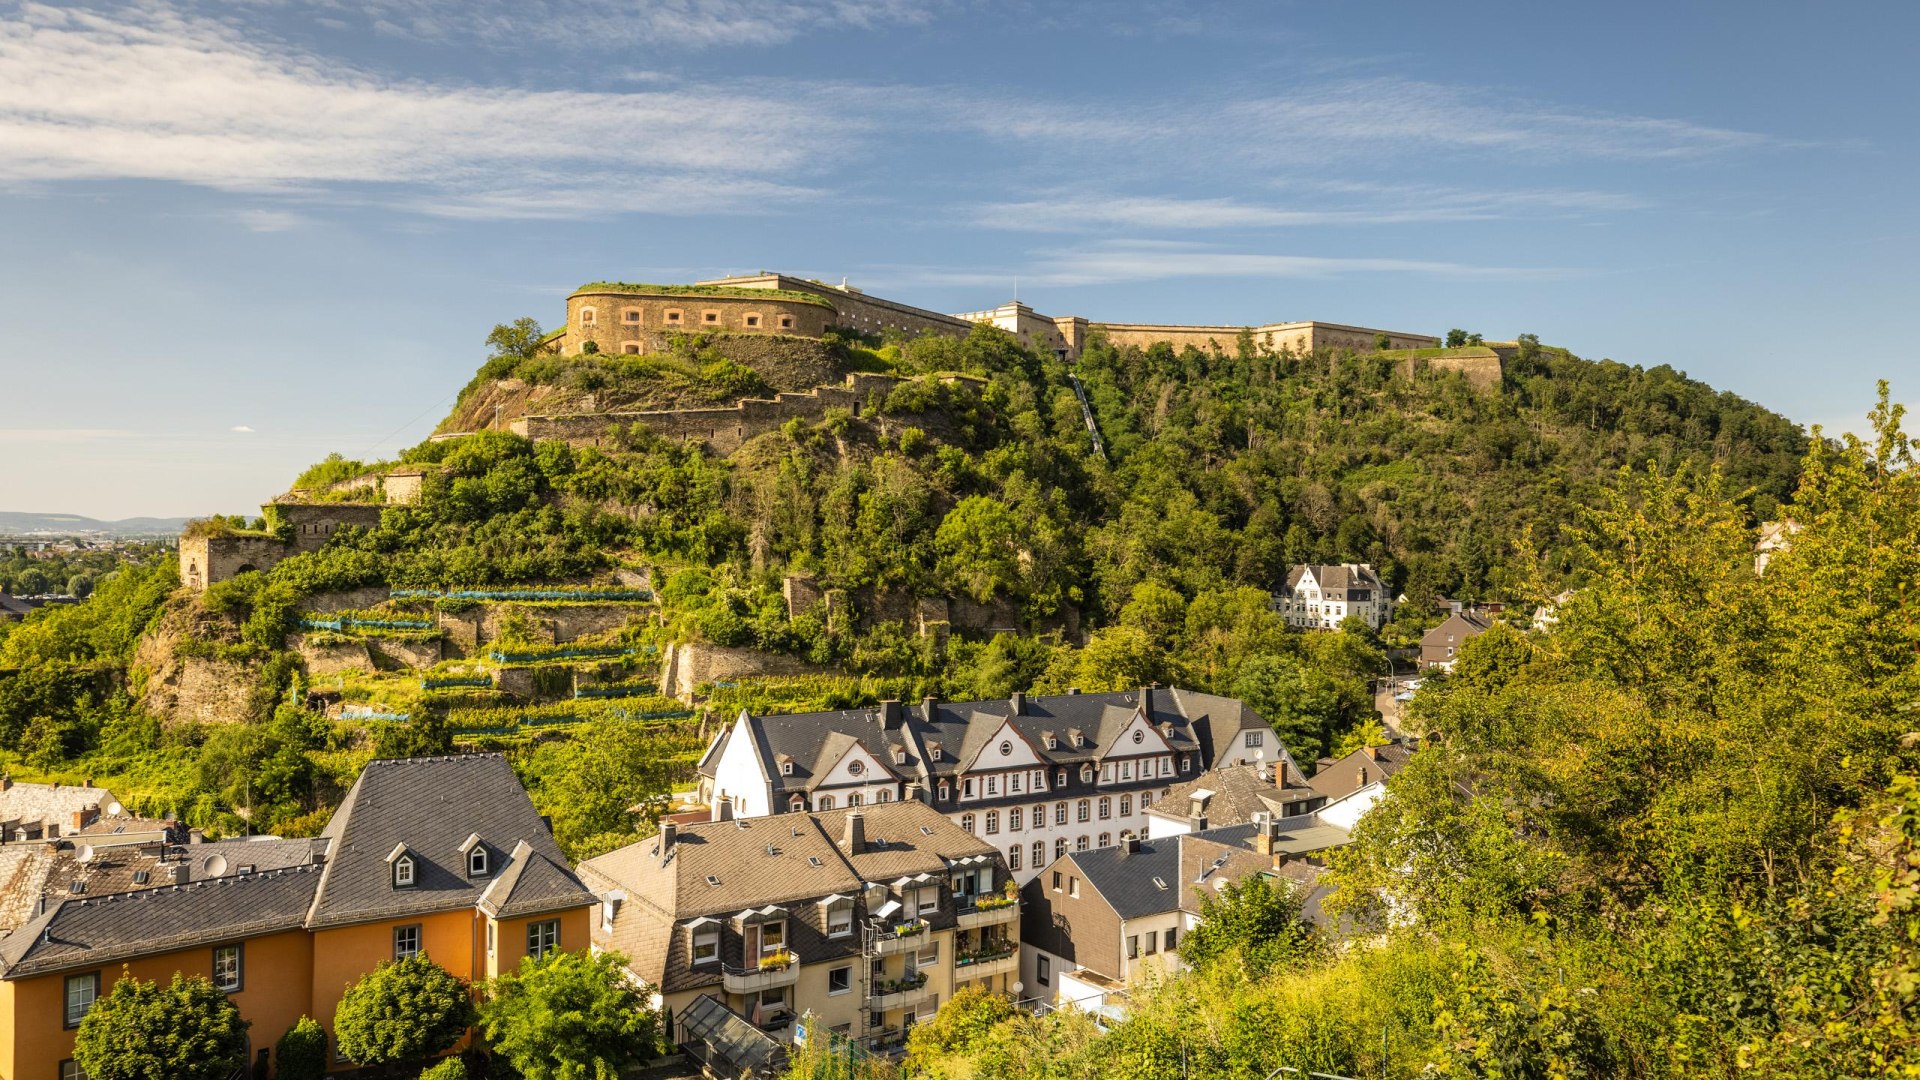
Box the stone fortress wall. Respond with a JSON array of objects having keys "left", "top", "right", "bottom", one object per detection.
[{"left": 511, "top": 371, "right": 915, "bottom": 452}]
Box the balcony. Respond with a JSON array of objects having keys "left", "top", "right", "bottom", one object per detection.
[
  {"left": 956, "top": 896, "right": 1019, "bottom": 931},
  {"left": 721, "top": 952, "right": 800, "bottom": 995},
  {"left": 871, "top": 921, "right": 929, "bottom": 956},
  {"left": 953, "top": 948, "right": 1018, "bottom": 980},
  {"left": 868, "top": 971, "right": 931, "bottom": 1011}
]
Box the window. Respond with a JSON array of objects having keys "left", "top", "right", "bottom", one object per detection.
[
  {"left": 1098, "top": 832, "right": 1111, "bottom": 848},
  {"left": 1009, "top": 807, "right": 1022, "bottom": 831},
  {"left": 985, "top": 811, "right": 999, "bottom": 835},
  {"left": 1033, "top": 840, "right": 1045, "bottom": 868},
  {"left": 469, "top": 846, "right": 489, "bottom": 878},
  {"left": 692, "top": 926, "right": 719, "bottom": 964},
  {"left": 1055, "top": 802, "right": 1068, "bottom": 825},
  {"left": 1119, "top": 795, "right": 1132, "bottom": 816},
  {"left": 1052, "top": 871, "right": 1063, "bottom": 891},
  {"left": 961, "top": 813, "right": 976, "bottom": 834},
  {"left": 1009, "top": 845, "right": 1021, "bottom": 871},
  {"left": 1038, "top": 956, "right": 1050, "bottom": 985},
  {"left": 827, "top": 901, "right": 853, "bottom": 937},
  {"left": 829, "top": 966, "right": 852, "bottom": 994},
  {"left": 209, "top": 943, "right": 242, "bottom": 992},
  {"left": 393, "top": 855, "right": 415, "bottom": 889},
  {"left": 1098, "top": 797, "right": 1111, "bottom": 820},
  {"left": 1165, "top": 928, "right": 1178, "bottom": 950},
  {"left": 1244, "top": 731, "right": 1265, "bottom": 748},
  {"left": 1075, "top": 835, "right": 1090, "bottom": 852},
  {"left": 1127, "top": 935, "right": 1139, "bottom": 959},
  {"left": 1077, "top": 799, "right": 1090, "bottom": 823},
  {"left": 527, "top": 919, "right": 560, "bottom": 961},
  {"left": 64, "top": 972, "right": 99, "bottom": 1028},
  {"left": 393, "top": 925, "right": 422, "bottom": 961}
]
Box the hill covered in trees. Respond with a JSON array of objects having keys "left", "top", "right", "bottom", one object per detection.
[{"left": 0, "top": 323, "right": 1811, "bottom": 856}]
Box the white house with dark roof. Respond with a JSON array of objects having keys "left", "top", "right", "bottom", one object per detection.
[
  {"left": 696, "top": 687, "right": 1289, "bottom": 883},
  {"left": 1273, "top": 563, "right": 1390, "bottom": 630}
]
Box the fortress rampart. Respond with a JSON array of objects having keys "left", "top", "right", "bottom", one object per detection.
[{"left": 511, "top": 371, "right": 914, "bottom": 452}]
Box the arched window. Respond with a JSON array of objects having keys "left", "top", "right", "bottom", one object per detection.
[
  {"left": 818, "top": 795, "right": 835, "bottom": 811},
  {"left": 961, "top": 813, "right": 976, "bottom": 834}
]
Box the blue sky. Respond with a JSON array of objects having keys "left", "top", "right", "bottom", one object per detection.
[{"left": 1, "top": 0, "right": 1914, "bottom": 519}]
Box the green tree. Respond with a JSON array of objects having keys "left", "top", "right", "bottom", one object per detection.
[
  {"left": 1178, "top": 873, "right": 1316, "bottom": 977},
  {"left": 73, "top": 972, "right": 249, "bottom": 1080},
  {"left": 478, "top": 950, "right": 657, "bottom": 1080},
  {"left": 334, "top": 955, "right": 477, "bottom": 1069},
  {"left": 275, "top": 1017, "right": 328, "bottom": 1080}
]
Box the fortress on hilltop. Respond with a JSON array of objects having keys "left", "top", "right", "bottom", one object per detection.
[{"left": 557, "top": 272, "right": 1442, "bottom": 361}]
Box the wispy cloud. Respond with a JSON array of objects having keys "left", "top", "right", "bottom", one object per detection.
[
  {"left": 0, "top": 3, "right": 850, "bottom": 216},
  {"left": 882, "top": 240, "right": 1568, "bottom": 289},
  {"left": 972, "top": 185, "right": 1647, "bottom": 231}
]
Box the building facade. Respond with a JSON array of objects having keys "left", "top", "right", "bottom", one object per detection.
[
  {"left": 0, "top": 755, "right": 596, "bottom": 1078},
  {"left": 694, "top": 688, "right": 1290, "bottom": 883},
  {"left": 1273, "top": 563, "right": 1391, "bottom": 630},
  {"left": 582, "top": 802, "right": 1018, "bottom": 1054}
]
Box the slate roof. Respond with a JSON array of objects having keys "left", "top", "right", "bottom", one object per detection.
[
  {"left": 702, "top": 687, "right": 1274, "bottom": 798},
  {"left": 1283, "top": 563, "right": 1383, "bottom": 600},
  {"left": 307, "top": 754, "right": 594, "bottom": 928},
  {"left": 1148, "top": 762, "right": 1322, "bottom": 829},
  {"left": 0, "top": 865, "right": 322, "bottom": 977}
]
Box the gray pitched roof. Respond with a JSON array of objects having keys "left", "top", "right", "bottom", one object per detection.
[
  {"left": 704, "top": 687, "right": 1271, "bottom": 796},
  {"left": 0, "top": 865, "right": 322, "bottom": 978},
  {"left": 306, "top": 754, "right": 594, "bottom": 929}
]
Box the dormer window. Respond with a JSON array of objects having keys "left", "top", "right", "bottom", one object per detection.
[{"left": 387, "top": 843, "right": 417, "bottom": 889}]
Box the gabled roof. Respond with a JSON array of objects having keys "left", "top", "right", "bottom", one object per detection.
[
  {"left": 306, "top": 754, "right": 593, "bottom": 929},
  {"left": 700, "top": 687, "right": 1271, "bottom": 795},
  {"left": 0, "top": 865, "right": 322, "bottom": 978}
]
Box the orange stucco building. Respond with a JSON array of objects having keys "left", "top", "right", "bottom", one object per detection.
[{"left": 0, "top": 755, "right": 596, "bottom": 1079}]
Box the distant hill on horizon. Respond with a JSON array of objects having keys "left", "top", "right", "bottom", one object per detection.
[{"left": 0, "top": 511, "right": 190, "bottom": 537}]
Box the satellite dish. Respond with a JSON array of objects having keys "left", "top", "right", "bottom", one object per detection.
[
  {"left": 104, "top": 801, "right": 123, "bottom": 817},
  {"left": 75, "top": 844, "right": 94, "bottom": 864},
  {"left": 205, "top": 854, "right": 228, "bottom": 877}
]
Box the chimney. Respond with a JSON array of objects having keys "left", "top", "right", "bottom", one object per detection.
[
  {"left": 879, "top": 700, "right": 904, "bottom": 730},
  {"left": 843, "top": 811, "right": 865, "bottom": 855},
  {"left": 1009, "top": 691, "right": 1025, "bottom": 716},
  {"left": 661, "top": 821, "right": 678, "bottom": 854}
]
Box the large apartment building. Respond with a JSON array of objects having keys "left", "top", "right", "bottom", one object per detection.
[
  {"left": 581, "top": 801, "right": 1017, "bottom": 1059},
  {"left": 694, "top": 687, "right": 1289, "bottom": 883},
  {"left": 0, "top": 755, "right": 597, "bottom": 1079}
]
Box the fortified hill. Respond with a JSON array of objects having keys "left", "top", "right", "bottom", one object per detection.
[{"left": 558, "top": 271, "right": 1440, "bottom": 361}]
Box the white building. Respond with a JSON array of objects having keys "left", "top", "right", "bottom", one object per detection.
[
  {"left": 1273, "top": 564, "right": 1390, "bottom": 631},
  {"left": 695, "top": 688, "right": 1289, "bottom": 883}
]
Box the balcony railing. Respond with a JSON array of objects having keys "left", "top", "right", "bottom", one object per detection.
[
  {"left": 721, "top": 954, "right": 800, "bottom": 994},
  {"left": 956, "top": 897, "right": 1019, "bottom": 930}
]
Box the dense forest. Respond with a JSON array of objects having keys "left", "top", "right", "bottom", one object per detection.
[{"left": 0, "top": 324, "right": 1814, "bottom": 867}]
